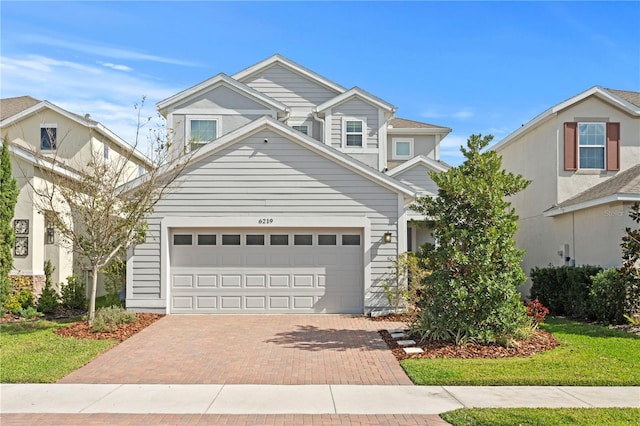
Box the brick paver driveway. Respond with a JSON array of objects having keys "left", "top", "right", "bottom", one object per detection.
[{"left": 58, "top": 315, "right": 412, "bottom": 385}]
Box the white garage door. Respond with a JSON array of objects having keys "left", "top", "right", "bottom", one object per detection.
[{"left": 169, "top": 228, "right": 364, "bottom": 313}]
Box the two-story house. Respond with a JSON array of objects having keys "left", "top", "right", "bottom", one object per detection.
[
  {"left": 492, "top": 86, "right": 640, "bottom": 296},
  {"left": 0, "top": 96, "right": 152, "bottom": 295},
  {"left": 126, "top": 54, "right": 451, "bottom": 315}
]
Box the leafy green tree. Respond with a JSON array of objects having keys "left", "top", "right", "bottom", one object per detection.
[
  {"left": 621, "top": 202, "right": 640, "bottom": 317},
  {"left": 0, "top": 138, "right": 19, "bottom": 306},
  {"left": 410, "top": 134, "right": 531, "bottom": 345}
]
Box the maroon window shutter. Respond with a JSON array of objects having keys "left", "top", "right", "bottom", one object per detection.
[
  {"left": 564, "top": 122, "right": 578, "bottom": 171},
  {"left": 606, "top": 122, "right": 620, "bottom": 171}
]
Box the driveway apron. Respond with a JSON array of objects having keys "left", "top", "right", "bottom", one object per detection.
[{"left": 58, "top": 315, "right": 412, "bottom": 385}]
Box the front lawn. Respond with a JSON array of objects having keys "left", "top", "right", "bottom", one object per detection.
[
  {"left": 0, "top": 319, "right": 115, "bottom": 383},
  {"left": 402, "top": 317, "right": 640, "bottom": 385},
  {"left": 441, "top": 408, "right": 640, "bottom": 426}
]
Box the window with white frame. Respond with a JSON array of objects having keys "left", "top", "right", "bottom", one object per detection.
[
  {"left": 578, "top": 122, "right": 605, "bottom": 169},
  {"left": 392, "top": 138, "right": 413, "bottom": 159},
  {"left": 103, "top": 144, "right": 110, "bottom": 161},
  {"left": 40, "top": 124, "right": 57, "bottom": 150},
  {"left": 292, "top": 124, "right": 309, "bottom": 135},
  {"left": 344, "top": 119, "right": 364, "bottom": 147},
  {"left": 188, "top": 117, "right": 219, "bottom": 150}
]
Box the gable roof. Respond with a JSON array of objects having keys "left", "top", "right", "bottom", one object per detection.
[
  {"left": 388, "top": 117, "right": 452, "bottom": 135},
  {"left": 314, "top": 87, "right": 396, "bottom": 113},
  {"left": 0, "top": 96, "right": 41, "bottom": 121},
  {"left": 233, "top": 54, "right": 346, "bottom": 95},
  {"left": 544, "top": 164, "right": 640, "bottom": 217},
  {"left": 387, "top": 154, "right": 449, "bottom": 176},
  {"left": 156, "top": 73, "right": 288, "bottom": 115},
  {"left": 0, "top": 97, "right": 152, "bottom": 167},
  {"left": 492, "top": 86, "right": 640, "bottom": 152},
  {"left": 126, "top": 116, "right": 415, "bottom": 199}
]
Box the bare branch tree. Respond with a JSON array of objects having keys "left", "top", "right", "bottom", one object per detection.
[{"left": 31, "top": 98, "right": 189, "bottom": 324}]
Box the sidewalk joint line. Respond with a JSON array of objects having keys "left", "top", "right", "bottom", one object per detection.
[
  {"left": 328, "top": 385, "right": 338, "bottom": 414},
  {"left": 441, "top": 386, "right": 468, "bottom": 408},
  {"left": 205, "top": 384, "right": 225, "bottom": 413},
  {"left": 79, "top": 384, "right": 123, "bottom": 413},
  {"left": 555, "top": 386, "right": 594, "bottom": 407}
]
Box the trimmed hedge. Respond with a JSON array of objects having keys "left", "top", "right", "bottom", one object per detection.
[{"left": 530, "top": 265, "right": 636, "bottom": 324}]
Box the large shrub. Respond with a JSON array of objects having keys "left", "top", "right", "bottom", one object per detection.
[
  {"left": 60, "top": 275, "right": 87, "bottom": 310},
  {"left": 0, "top": 138, "right": 18, "bottom": 307},
  {"left": 531, "top": 265, "right": 602, "bottom": 317},
  {"left": 409, "top": 134, "right": 531, "bottom": 345},
  {"left": 590, "top": 268, "right": 627, "bottom": 323},
  {"left": 37, "top": 260, "right": 59, "bottom": 314},
  {"left": 621, "top": 202, "right": 640, "bottom": 317}
]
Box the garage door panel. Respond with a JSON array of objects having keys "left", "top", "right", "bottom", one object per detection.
[
  {"left": 246, "top": 275, "right": 266, "bottom": 287},
  {"left": 245, "top": 296, "right": 266, "bottom": 309},
  {"left": 269, "top": 296, "right": 290, "bottom": 309},
  {"left": 220, "top": 296, "right": 242, "bottom": 309},
  {"left": 197, "top": 296, "right": 217, "bottom": 309},
  {"left": 221, "top": 275, "right": 242, "bottom": 287},
  {"left": 293, "top": 296, "right": 315, "bottom": 309},
  {"left": 269, "top": 275, "right": 290, "bottom": 287},
  {"left": 246, "top": 254, "right": 267, "bottom": 266},
  {"left": 197, "top": 275, "right": 217, "bottom": 287},
  {"left": 222, "top": 253, "right": 242, "bottom": 266},
  {"left": 293, "top": 274, "right": 314, "bottom": 287},
  {"left": 173, "top": 296, "right": 193, "bottom": 309},
  {"left": 173, "top": 275, "right": 193, "bottom": 288}
]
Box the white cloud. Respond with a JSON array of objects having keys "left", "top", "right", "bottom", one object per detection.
[
  {"left": 20, "top": 34, "right": 199, "bottom": 67},
  {"left": 99, "top": 62, "right": 133, "bottom": 72},
  {"left": 1, "top": 54, "right": 179, "bottom": 155},
  {"left": 439, "top": 134, "right": 467, "bottom": 166}
]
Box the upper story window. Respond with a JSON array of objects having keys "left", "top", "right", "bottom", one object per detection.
[
  {"left": 578, "top": 123, "right": 605, "bottom": 169},
  {"left": 188, "top": 117, "right": 219, "bottom": 150},
  {"left": 103, "top": 144, "right": 110, "bottom": 161},
  {"left": 564, "top": 121, "right": 620, "bottom": 172},
  {"left": 344, "top": 119, "right": 364, "bottom": 147},
  {"left": 392, "top": 138, "right": 414, "bottom": 160},
  {"left": 40, "top": 124, "right": 57, "bottom": 150},
  {"left": 292, "top": 125, "right": 309, "bottom": 135}
]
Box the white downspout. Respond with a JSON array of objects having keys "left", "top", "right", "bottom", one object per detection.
[{"left": 312, "top": 111, "right": 325, "bottom": 144}]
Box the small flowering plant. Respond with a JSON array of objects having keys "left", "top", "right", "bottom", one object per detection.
[{"left": 525, "top": 298, "right": 550, "bottom": 326}]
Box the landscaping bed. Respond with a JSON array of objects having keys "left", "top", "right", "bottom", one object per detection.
[
  {"left": 380, "top": 328, "right": 558, "bottom": 360},
  {"left": 54, "top": 313, "right": 163, "bottom": 342}
]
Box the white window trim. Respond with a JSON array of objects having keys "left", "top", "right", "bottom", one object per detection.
[
  {"left": 103, "top": 143, "right": 110, "bottom": 162},
  {"left": 342, "top": 117, "right": 367, "bottom": 149},
  {"left": 186, "top": 115, "right": 221, "bottom": 148},
  {"left": 392, "top": 138, "right": 414, "bottom": 160},
  {"left": 289, "top": 120, "right": 312, "bottom": 136},
  {"left": 40, "top": 123, "right": 57, "bottom": 151},
  {"left": 577, "top": 122, "right": 606, "bottom": 170}
]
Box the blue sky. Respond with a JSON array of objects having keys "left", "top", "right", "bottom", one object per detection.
[{"left": 1, "top": 1, "right": 639, "bottom": 165}]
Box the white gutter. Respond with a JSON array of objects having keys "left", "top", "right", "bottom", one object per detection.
[
  {"left": 544, "top": 193, "right": 640, "bottom": 217},
  {"left": 312, "top": 111, "right": 325, "bottom": 144}
]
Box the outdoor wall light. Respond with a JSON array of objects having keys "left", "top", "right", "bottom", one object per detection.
[
  {"left": 384, "top": 232, "right": 392, "bottom": 243},
  {"left": 46, "top": 227, "right": 55, "bottom": 244}
]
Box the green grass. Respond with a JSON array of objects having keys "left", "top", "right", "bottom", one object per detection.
[
  {"left": 401, "top": 317, "right": 640, "bottom": 385},
  {"left": 0, "top": 319, "right": 116, "bottom": 383},
  {"left": 441, "top": 408, "right": 640, "bottom": 426}
]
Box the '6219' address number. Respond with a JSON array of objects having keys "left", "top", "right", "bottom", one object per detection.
[{"left": 258, "top": 218, "right": 274, "bottom": 225}]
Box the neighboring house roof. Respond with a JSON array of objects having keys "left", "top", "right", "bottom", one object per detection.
[
  {"left": 315, "top": 87, "right": 396, "bottom": 113},
  {"left": 126, "top": 116, "right": 416, "bottom": 199},
  {"left": 0, "top": 97, "right": 153, "bottom": 167},
  {"left": 156, "top": 73, "right": 289, "bottom": 115},
  {"left": 492, "top": 86, "right": 640, "bottom": 152},
  {"left": 232, "top": 54, "right": 346, "bottom": 95},
  {"left": 388, "top": 117, "right": 451, "bottom": 131},
  {"left": 387, "top": 154, "right": 449, "bottom": 176},
  {"left": 0, "top": 96, "right": 41, "bottom": 121},
  {"left": 545, "top": 164, "right": 640, "bottom": 217}
]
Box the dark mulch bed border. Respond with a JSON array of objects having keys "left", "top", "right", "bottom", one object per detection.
[{"left": 54, "top": 313, "right": 164, "bottom": 342}]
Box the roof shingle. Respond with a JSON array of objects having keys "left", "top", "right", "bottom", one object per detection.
[{"left": 0, "top": 96, "right": 41, "bottom": 121}]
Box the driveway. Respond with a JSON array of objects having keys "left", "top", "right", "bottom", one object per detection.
[{"left": 58, "top": 315, "right": 412, "bottom": 385}]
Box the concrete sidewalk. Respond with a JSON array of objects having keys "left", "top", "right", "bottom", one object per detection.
[{"left": 2, "top": 384, "right": 638, "bottom": 415}]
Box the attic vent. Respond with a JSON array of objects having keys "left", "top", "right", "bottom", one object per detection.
[{"left": 84, "top": 113, "right": 91, "bottom": 119}]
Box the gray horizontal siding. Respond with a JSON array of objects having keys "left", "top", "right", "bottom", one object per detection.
[
  {"left": 174, "top": 86, "right": 269, "bottom": 111},
  {"left": 241, "top": 64, "right": 338, "bottom": 109},
  {"left": 330, "top": 99, "right": 380, "bottom": 149},
  {"left": 130, "top": 129, "right": 401, "bottom": 311},
  {"left": 394, "top": 164, "right": 439, "bottom": 195}
]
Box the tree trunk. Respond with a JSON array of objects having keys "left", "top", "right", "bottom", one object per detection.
[{"left": 88, "top": 264, "right": 99, "bottom": 325}]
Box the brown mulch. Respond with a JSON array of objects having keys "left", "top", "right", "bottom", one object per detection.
[
  {"left": 54, "top": 313, "right": 164, "bottom": 342},
  {"left": 379, "top": 328, "right": 559, "bottom": 360}
]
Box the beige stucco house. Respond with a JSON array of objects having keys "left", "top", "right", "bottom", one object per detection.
[
  {"left": 492, "top": 86, "right": 640, "bottom": 296},
  {"left": 126, "top": 54, "right": 451, "bottom": 314},
  {"left": 0, "top": 96, "right": 152, "bottom": 294}
]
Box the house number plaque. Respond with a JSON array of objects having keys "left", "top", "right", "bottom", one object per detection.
[{"left": 258, "top": 218, "right": 274, "bottom": 225}]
